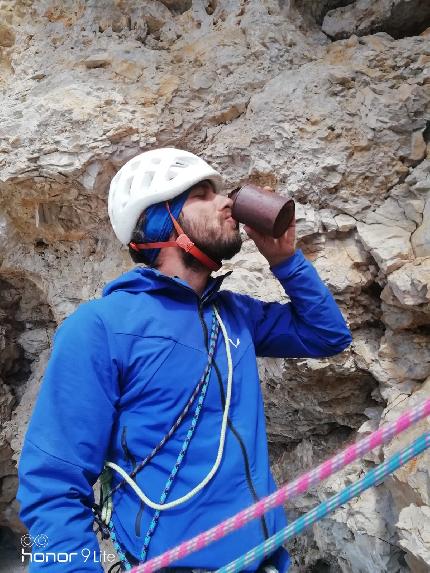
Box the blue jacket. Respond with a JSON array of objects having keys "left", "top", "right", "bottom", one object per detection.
[{"left": 17, "top": 249, "right": 352, "bottom": 572}]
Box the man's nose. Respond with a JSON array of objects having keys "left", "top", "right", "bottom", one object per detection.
[{"left": 217, "top": 193, "right": 234, "bottom": 211}]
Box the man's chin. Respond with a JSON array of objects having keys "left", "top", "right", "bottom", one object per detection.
[
  {"left": 178, "top": 217, "right": 242, "bottom": 266},
  {"left": 192, "top": 236, "right": 242, "bottom": 263},
  {"left": 220, "top": 249, "right": 241, "bottom": 261},
  {"left": 217, "top": 237, "right": 243, "bottom": 261}
]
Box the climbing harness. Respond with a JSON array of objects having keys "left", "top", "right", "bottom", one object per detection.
[
  {"left": 93, "top": 303, "right": 233, "bottom": 569},
  {"left": 129, "top": 398, "right": 430, "bottom": 573}
]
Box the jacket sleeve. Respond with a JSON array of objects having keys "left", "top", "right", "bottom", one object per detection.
[
  {"left": 237, "top": 249, "right": 352, "bottom": 358},
  {"left": 16, "top": 302, "right": 120, "bottom": 572}
]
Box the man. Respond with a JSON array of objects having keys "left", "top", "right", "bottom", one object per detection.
[{"left": 17, "top": 148, "right": 352, "bottom": 572}]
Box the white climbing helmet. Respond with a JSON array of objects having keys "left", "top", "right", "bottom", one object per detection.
[{"left": 108, "top": 147, "right": 223, "bottom": 245}]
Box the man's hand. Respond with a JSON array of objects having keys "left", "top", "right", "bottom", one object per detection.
[{"left": 244, "top": 186, "right": 296, "bottom": 268}]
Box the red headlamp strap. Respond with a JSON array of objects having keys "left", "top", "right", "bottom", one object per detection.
[{"left": 129, "top": 202, "right": 222, "bottom": 272}]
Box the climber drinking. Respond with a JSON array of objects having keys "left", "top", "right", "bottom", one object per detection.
[{"left": 17, "top": 147, "right": 353, "bottom": 572}]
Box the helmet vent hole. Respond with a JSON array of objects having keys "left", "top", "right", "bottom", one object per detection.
[
  {"left": 124, "top": 174, "right": 133, "bottom": 193},
  {"left": 141, "top": 171, "right": 155, "bottom": 187},
  {"left": 166, "top": 168, "right": 178, "bottom": 181},
  {"left": 178, "top": 156, "right": 198, "bottom": 166}
]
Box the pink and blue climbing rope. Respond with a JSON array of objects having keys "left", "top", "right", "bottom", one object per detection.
[
  {"left": 216, "top": 432, "right": 430, "bottom": 573},
  {"left": 132, "top": 398, "right": 430, "bottom": 573}
]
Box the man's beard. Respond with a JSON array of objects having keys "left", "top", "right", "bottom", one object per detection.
[{"left": 178, "top": 212, "right": 242, "bottom": 269}]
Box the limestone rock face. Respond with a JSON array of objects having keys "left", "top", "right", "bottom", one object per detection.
[
  {"left": 396, "top": 504, "right": 430, "bottom": 573},
  {"left": 0, "top": 1, "right": 429, "bottom": 572},
  {"left": 322, "top": 0, "right": 430, "bottom": 40}
]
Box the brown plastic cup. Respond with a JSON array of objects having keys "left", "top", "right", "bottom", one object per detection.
[{"left": 228, "top": 184, "right": 295, "bottom": 238}]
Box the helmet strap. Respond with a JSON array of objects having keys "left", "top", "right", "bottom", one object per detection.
[{"left": 129, "top": 202, "right": 222, "bottom": 272}]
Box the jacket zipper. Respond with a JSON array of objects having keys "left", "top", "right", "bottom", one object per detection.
[
  {"left": 120, "top": 427, "right": 145, "bottom": 537},
  {"left": 121, "top": 426, "right": 137, "bottom": 467},
  {"left": 197, "top": 302, "right": 269, "bottom": 540}
]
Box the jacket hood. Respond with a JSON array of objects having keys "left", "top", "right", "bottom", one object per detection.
[{"left": 102, "top": 265, "right": 232, "bottom": 302}]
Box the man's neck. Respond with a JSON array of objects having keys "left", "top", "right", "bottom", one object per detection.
[{"left": 156, "top": 254, "right": 212, "bottom": 298}]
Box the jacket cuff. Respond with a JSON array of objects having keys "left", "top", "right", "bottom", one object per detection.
[{"left": 269, "top": 249, "right": 307, "bottom": 279}]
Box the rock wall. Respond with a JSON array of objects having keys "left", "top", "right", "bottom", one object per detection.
[{"left": 0, "top": 1, "right": 429, "bottom": 571}]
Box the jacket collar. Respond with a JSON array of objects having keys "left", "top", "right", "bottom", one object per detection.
[{"left": 103, "top": 265, "right": 232, "bottom": 305}]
